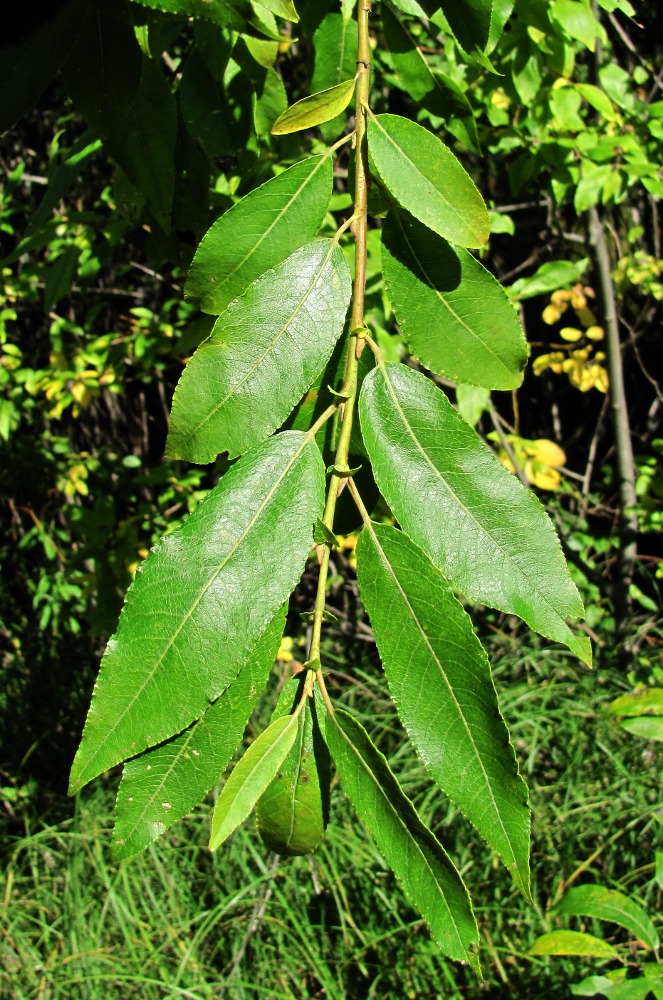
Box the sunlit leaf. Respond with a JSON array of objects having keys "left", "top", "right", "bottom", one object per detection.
[
  {"left": 555, "top": 884, "right": 658, "bottom": 951},
  {"left": 359, "top": 363, "right": 591, "bottom": 664},
  {"left": 271, "top": 79, "right": 356, "bottom": 135},
  {"left": 529, "top": 930, "right": 618, "bottom": 958}
]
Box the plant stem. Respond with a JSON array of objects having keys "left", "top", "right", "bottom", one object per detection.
[
  {"left": 308, "top": 0, "right": 372, "bottom": 674},
  {"left": 588, "top": 204, "right": 638, "bottom": 636}
]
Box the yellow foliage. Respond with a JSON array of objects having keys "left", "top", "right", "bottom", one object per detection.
[{"left": 560, "top": 327, "right": 583, "bottom": 342}]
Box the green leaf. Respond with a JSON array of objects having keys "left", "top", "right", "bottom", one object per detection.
[
  {"left": 555, "top": 885, "right": 658, "bottom": 951},
  {"left": 167, "top": 240, "right": 351, "bottom": 463},
  {"left": 437, "top": 0, "right": 493, "bottom": 53},
  {"left": 185, "top": 154, "right": 333, "bottom": 315},
  {"left": 552, "top": 0, "right": 602, "bottom": 51},
  {"left": 311, "top": 12, "right": 358, "bottom": 92},
  {"left": 209, "top": 712, "right": 300, "bottom": 850},
  {"left": 381, "top": 3, "right": 479, "bottom": 152},
  {"left": 254, "top": 66, "right": 288, "bottom": 135},
  {"left": 0, "top": 0, "right": 86, "bottom": 134},
  {"left": 381, "top": 209, "right": 528, "bottom": 389},
  {"left": 130, "top": 0, "right": 253, "bottom": 30},
  {"left": 271, "top": 79, "right": 356, "bottom": 135},
  {"left": 62, "top": 12, "right": 176, "bottom": 233},
  {"left": 314, "top": 519, "right": 339, "bottom": 547},
  {"left": 606, "top": 688, "right": 663, "bottom": 717},
  {"left": 356, "top": 522, "right": 530, "bottom": 895},
  {"left": 368, "top": 114, "right": 489, "bottom": 248},
  {"left": 529, "top": 930, "right": 618, "bottom": 958},
  {"left": 69, "top": 431, "right": 325, "bottom": 794},
  {"left": 257, "top": 680, "right": 331, "bottom": 855},
  {"left": 575, "top": 83, "right": 618, "bottom": 122},
  {"left": 323, "top": 708, "right": 479, "bottom": 966},
  {"left": 259, "top": 0, "right": 299, "bottom": 20},
  {"left": 456, "top": 384, "right": 491, "bottom": 427},
  {"left": 621, "top": 717, "right": 663, "bottom": 742},
  {"left": 359, "top": 364, "right": 591, "bottom": 664},
  {"left": 112, "top": 609, "right": 286, "bottom": 860},
  {"left": 507, "top": 259, "right": 590, "bottom": 300}
]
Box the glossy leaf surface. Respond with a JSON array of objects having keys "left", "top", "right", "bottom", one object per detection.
[
  {"left": 167, "top": 240, "right": 352, "bottom": 463},
  {"left": 555, "top": 885, "right": 658, "bottom": 951},
  {"left": 257, "top": 680, "right": 331, "bottom": 855},
  {"left": 356, "top": 522, "right": 530, "bottom": 895},
  {"left": 209, "top": 712, "right": 300, "bottom": 850},
  {"left": 69, "top": 432, "right": 325, "bottom": 794},
  {"left": 185, "top": 155, "right": 333, "bottom": 314},
  {"left": 368, "top": 114, "right": 489, "bottom": 248},
  {"left": 112, "top": 609, "right": 286, "bottom": 860},
  {"left": 324, "top": 708, "right": 479, "bottom": 967},
  {"left": 382, "top": 209, "right": 528, "bottom": 389},
  {"left": 271, "top": 79, "right": 356, "bottom": 135},
  {"left": 359, "top": 364, "right": 591, "bottom": 664}
]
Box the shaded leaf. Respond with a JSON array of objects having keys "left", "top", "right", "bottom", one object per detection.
[
  {"left": 606, "top": 688, "right": 663, "bottom": 717},
  {"left": 131, "top": 0, "right": 253, "bottom": 30},
  {"left": 257, "top": 680, "right": 331, "bottom": 855},
  {"left": 271, "top": 79, "right": 356, "bottom": 135},
  {"left": 555, "top": 885, "right": 658, "bottom": 951},
  {"left": 69, "top": 431, "right": 325, "bottom": 794},
  {"left": 0, "top": 0, "right": 85, "bottom": 134},
  {"left": 438, "top": 0, "right": 493, "bottom": 53},
  {"left": 168, "top": 240, "right": 351, "bottom": 463},
  {"left": 323, "top": 708, "right": 479, "bottom": 967},
  {"left": 529, "top": 930, "right": 618, "bottom": 958},
  {"left": 359, "top": 364, "right": 591, "bottom": 663},
  {"left": 381, "top": 4, "right": 479, "bottom": 151},
  {"left": 112, "top": 609, "right": 286, "bottom": 860},
  {"left": 185, "top": 154, "right": 333, "bottom": 314},
  {"left": 382, "top": 209, "right": 528, "bottom": 389},
  {"left": 621, "top": 717, "right": 663, "bottom": 742},
  {"left": 368, "top": 114, "right": 489, "bottom": 248},
  {"left": 356, "top": 522, "right": 530, "bottom": 894},
  {"left": 209, "top": 712, "right": 300, "bottom": 850}
]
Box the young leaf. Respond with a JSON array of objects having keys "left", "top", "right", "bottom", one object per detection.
[
  {"left": 257, "top": 680, "right": 331, "bottom": 856},
  {"left": 112, "top": 608, "right": 286, "bottom": 860},
  {"left": 167, "top": 240, "right": 352, "bottom": 463},
  {"left": 69, "top": 431, "right": 325, "bottom": 795},
  {"left": 209, "top": 712, "right": 300, "bottom": 850},
  {"left": 381, "top": 4, "right": 479, "bottom": 152},
  {"left": 554, "top": 885, "right": 658, "bottom": 951},
  {"left": 356, "top": 522, "right": 530, "bottom": 896},
  {"left": 185, "top": 155, "right": 333, "bottom": 314},
  {"left": 271, "top": 79, "right": 357, "bottom": 135},
  {"left": 367, "top": 114, "right": 489, "bottom": 248},
  {"left": 381, "top": 209, "right": 528, "bottom": 389},
  {"left": 323, "top": 708, "right": 479, "bottom": 967},
  {"left": 359, "top": 364, "right": 591, "bottom": 664}
]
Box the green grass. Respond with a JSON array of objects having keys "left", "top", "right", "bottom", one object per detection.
[{"left": 2, "top": 636, "right": 661, "bottom": 999}]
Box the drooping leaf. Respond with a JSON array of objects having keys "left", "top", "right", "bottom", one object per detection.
[
  {"left": 209, "top": 712, "right": 300, "bottom": 850},
  {"left": 356, "top": 522, "right": 530, "bottom": 895},
  {"left": 271, "top": 79, "right": 356, "bottom": 135},
  {"left": 359, "top": 364, "right": 591, "bottom": 664},
  {"left": 185, "top": 155, "right": 333, "bottom": 314},
  {"left": 368, "top": 114, "right": 489, "bottom": 248},
  {"left": 435, "top": 0, "right": 493, "bottom": 52},
  {"left": 381, "top": 209, "right": 528, "bottom": 389},
  {"left": 62, "top": 11, "right": 176, "bottom": 233},
  {"left": 323, "top": 708, "right": 479, "bottom": 967},
  {"left": 529, "top": 931, "right": 618, "bottom": 959},
  {"left": 381, "top": 4, "right": 479, "bottom": 152},
  {"left": 69, "top": 431, "right": 325, "bottom": 794},
  {"left": 0, "top": 0, "right": 86, "bottom": 134},
  {"left": 554, "top": 885, "right": 658, "bottom": 951},
  {"left": 257, "top": 680, "right": 331, "bottom": 855},
  {"left": 167, "top": 240, "right": 352, "bottom": 463},
  {"left": 258, "top": 0, "right": 299, "bottom": 20},
  {"left": 112, "top": 609, "right": 286, "bottom": 860}
]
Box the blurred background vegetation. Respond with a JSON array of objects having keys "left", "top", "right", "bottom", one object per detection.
[{"left": 1, "top": 0, "right": 661, "bottom": 996}]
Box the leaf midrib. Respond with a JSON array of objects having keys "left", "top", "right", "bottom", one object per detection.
[
  {"left": 334, "top": 715, "right": 467, "bottom": 957},
  {"left": 372, "top": 116, "right": 472, "bottom": 231},
  {"left": 73, "top": 435, "right": 315, "bottom": 788},
  {"left": 199, "top": 154, "right": 330, "bottom": 305},
  {"left": 362, "top": 522, "right": 519, "bottom": 874},
  {"left": 179, "top": 241, "right": 339, "bottom": 448}
]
